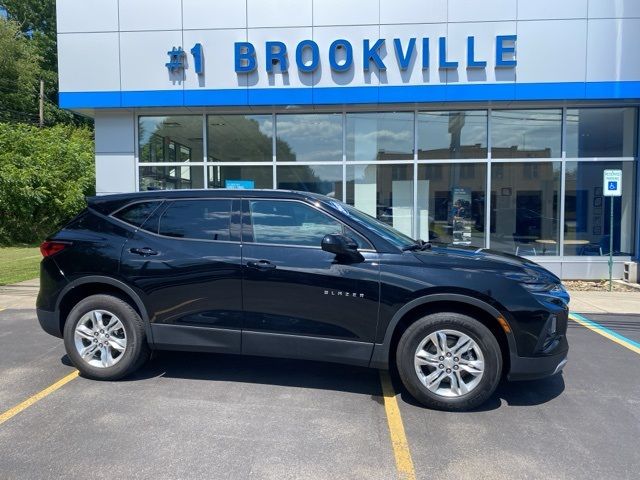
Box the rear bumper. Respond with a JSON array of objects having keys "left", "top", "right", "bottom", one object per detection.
[
  {"left": 508, "top": 349, "right": 568, "bottom": 381},
  {"left": 36, "top": 308, "right": 62, "bottom": 338}
]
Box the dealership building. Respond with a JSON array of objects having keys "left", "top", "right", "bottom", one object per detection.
[{"left": 56, "top": 0, "right": 639, "bottom": 279}]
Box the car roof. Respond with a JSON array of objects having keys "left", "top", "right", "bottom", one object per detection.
[{"left": 86, "top": 189, "right": 330, "bottom": 215}]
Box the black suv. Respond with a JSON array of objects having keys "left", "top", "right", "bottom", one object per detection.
[{"left": 37, "top": 190, "right": 569, "bottom": 411}]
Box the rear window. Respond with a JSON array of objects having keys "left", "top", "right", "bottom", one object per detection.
[
  {"left": 113, "top": 201, "right": 161, "bottom": 228},
  {"left": 158, "top": 200, "right": 232, "bottom": 241}
]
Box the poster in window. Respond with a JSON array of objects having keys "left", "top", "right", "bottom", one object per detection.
[{"left": 450, "top": 187, "right": 472, "bottom": 245}]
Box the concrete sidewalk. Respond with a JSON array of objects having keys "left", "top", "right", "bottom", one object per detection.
[
  {"left": 1, "top": 277, "right": 639, "bottom": 315},
  {"left": 0, "top": 278, "right": 38, "bottom": 310},
  {"left": 568, "top": 290, "right": 640, "bottom": 314}
]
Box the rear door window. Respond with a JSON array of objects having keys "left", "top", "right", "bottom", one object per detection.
[{"left": 158, "top": 200, "right": 232, "bottom": 241}]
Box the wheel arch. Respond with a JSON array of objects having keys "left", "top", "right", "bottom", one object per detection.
[
  {"left": 369, "top": 294, "right": 517, "bottom": 372},
  {"left": 56, "top": 276, "right": 153, "bottom": 342}
]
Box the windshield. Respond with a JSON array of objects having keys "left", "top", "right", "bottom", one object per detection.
[{"left": 322, "top": 198, "right": 416, "bottom": 249}]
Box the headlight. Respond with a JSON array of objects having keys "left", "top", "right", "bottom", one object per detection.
[
  {"left": 504, "top": 271, "right": 569, "bottom": 304},
  {"left": 503, "top": 271, "right": 548, "bottom": 286},
  {"left": 521, "top": 282, "right": 556, "bottom": 292},
  {"left": 531, "top": 283, "right": 570, "bottom": 306}
]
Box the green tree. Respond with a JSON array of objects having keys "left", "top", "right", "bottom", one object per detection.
[
  {"left": 0, "top": 0, "right": 56, "bottom": 72},
  {"left": 0, "top": 2, "right": 83, "bottom": 125},
  {"left": 0, "top": 122, "right": 95, "bottom": 244},
  {"left": 0, "top": 18, "right": 42, "bottom": 124}
]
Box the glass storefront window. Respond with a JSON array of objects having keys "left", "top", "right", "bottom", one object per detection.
[
  {"left": 208, "top": 165, "right": 273, "bottom": 189},
  {"left": 276, "top": 114, "right": 342, "bottom": 162},
  {"left": 417, "top": 163, "right": 486, "bottom": 246},
  {"left": 276, "top": 165, "right": 343, "bottom": 199},
  {"left": 564, "top": 161, "right": 636, "bottom": 256},
  {"left": 491, "top": 110, "right": 562, "bottom": 159},
  {"left": 207, "top": 115, "right": 273, "bottom": 162},
  {"left": 490, "top": 162, "right": 561, "bottom": 255},
  {"left": 139, "top": 165, "right": 204, "bottom": 191},
  {"left": 346, "top": 112, "right": 414, "bottom": 161},
  {"left": 138, "top": 116, "right": 203, "bottom": 163},
  {"left": 346, "top": 164, "right": 414, "bottom": 237},
  {"left": 566, "top": 108, "right": 637, "bottom": 158},
  {"left": 417, "top": 111, "right": 487, "bottom": 159}
]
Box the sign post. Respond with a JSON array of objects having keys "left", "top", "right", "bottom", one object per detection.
[{"left": 603, "top": 169, "right": 622, "bottom": 291}]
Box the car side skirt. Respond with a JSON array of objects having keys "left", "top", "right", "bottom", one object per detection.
[
  {"left": 242, "top": 330, "right": 373, "bottom": 367},
  {"left": 150, "top": 324, "right": 241, "bottom": 354}
]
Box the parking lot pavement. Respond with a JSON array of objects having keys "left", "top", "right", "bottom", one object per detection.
[
  {"left": 0, "top": 309, "right": 76, "bottom": 410},
  {"left": 0, "top": 309, "right": 397, "bottom": 480},
  {"left": 573, "top": 313, "right": 640, "bottom": 345},
  {"left": 395, "top": 316, "right": 640, "bottom": 479},
  {"left": 1, "top": 308, "right": 639, "bottom": 480}
]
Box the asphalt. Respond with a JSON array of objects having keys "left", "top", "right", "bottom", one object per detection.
[{"left": 0, "top": 307, "right": 639, "bottom": 479}]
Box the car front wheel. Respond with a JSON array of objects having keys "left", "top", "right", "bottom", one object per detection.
[
  {"left": 63, "top": 294, "right": 150, "bottom": 380},
  {"left": 396, "top": 312, "right": 502, "bottom": 411}
]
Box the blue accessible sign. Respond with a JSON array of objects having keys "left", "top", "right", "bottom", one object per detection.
[{"left": 603, "top": 170, "right": 622, "bottom": 197}]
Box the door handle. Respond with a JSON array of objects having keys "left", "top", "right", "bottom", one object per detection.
[
  {"left": 247, "top": 260, "right": 276, "bottom": 270},
  {"left": 129, "top": 247, "right": 158, "bottom": 256}
]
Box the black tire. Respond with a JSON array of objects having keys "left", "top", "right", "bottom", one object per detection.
[
  {"left": 396, "top": 312, "right": 502, "bottom": 411},
  {"left": 63, "top": 294, "right": 150, "bottom": 380}
]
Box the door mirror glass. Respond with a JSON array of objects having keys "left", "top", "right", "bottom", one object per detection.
[{"left": 321, "top": 234, "right": 359, "bottom": 256}]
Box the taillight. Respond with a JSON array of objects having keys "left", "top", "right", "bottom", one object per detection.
[{"left": 40, "top": 241, "right": 71, "bottom": 257}]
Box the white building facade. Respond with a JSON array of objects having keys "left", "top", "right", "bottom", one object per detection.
[{"left": 56, "top": 0, "right": 640, "bottom": 279}]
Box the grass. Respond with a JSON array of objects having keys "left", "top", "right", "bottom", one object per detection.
[{"left": 0, "top": 246, "right": 41, "bottom": 286}]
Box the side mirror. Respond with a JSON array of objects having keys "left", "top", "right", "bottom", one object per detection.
[{"left": 321, "top": 234, "right": 358, "bottom": 257}]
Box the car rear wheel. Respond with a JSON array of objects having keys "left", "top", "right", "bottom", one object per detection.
[
  {"left": 396, "top": 312, "right": 502, "bottom": 411},
  {"left": 63, "top": 294, "right": 150, "bottom": 380}
]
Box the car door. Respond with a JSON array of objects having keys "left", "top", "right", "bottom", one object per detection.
[
  {"left": 119, "top": 198, "right": 243, "bottom": 353},
  {"left": 241, "top": 198, "right": 380, "bottom": 366}
]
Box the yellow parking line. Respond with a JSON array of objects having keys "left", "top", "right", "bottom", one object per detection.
[
  {"left": 0, "top": 371, "right": 79, "bottom": 426},
  {"left": 379, "top": 370, "right": 416, "bottom": 480},
  {"left": 569, "top": 313, "right": 640, "bottom": 356}
]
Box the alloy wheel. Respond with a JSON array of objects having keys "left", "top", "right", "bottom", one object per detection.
[
  {"left": 74, "top": 310, "right": 127, "bottom": 368},
  {"left": 414, "top": 329, "right": 485, "bottom": 397}
]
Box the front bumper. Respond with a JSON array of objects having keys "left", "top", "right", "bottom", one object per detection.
[
  {"left": 508, "top": 349, "right": 568, "bottom": 381},
  {"left": 36, "top": 308, "right": 62, "bottom": 338}
]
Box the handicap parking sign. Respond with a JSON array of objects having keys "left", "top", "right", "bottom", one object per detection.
[{"left": 603, "top": 170, "right": 622, "bottom": 197}]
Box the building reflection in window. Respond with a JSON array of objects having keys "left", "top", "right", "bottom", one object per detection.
[
  {"left": 417, "top": 111, "right": 487, "bottom": 159},
  {"left": 491, "top": 110, "right": 562, "bottom": 159}
]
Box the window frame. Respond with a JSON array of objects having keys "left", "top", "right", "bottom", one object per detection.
[{"left": 242, "top": 198, "right": 375, "bottom": 251}]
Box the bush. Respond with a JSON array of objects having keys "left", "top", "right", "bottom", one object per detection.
[{"left": 0, "top": 122, "right": 95, "bottom": 244}]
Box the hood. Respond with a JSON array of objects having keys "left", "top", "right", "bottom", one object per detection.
[{"left": 412, "top": 244, "right": 561, "bottom": 283}]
